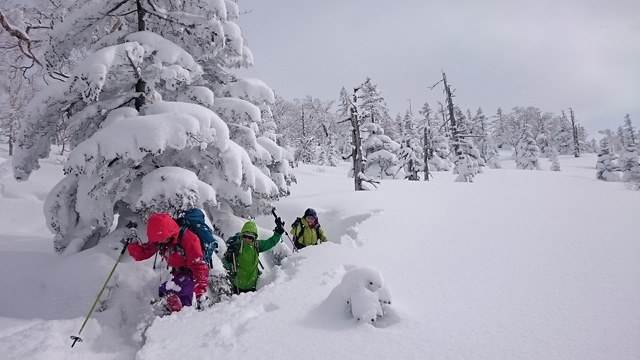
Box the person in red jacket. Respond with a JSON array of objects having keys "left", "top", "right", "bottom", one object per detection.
[{"left": 128, "top": 213, "right": 209, "bottom": 312}]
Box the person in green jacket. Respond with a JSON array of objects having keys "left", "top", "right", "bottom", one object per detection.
[
  {"left": 223, "top": 219, "right": 284, "bottom": 293},
  {"left": 291, "top": 208, "right": 328, "bottom": 249}
]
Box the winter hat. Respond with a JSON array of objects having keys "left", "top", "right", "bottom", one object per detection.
[
  {"left": 304, "top": 208, "right": 318, "bottom": 219},
  {"left": 147, "top": 214, "right": 179, "bottom": 243},
  {"left": 240, "top": 221, "right": 258, "bottom": 239}
]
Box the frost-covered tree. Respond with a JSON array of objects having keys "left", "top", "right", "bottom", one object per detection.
[
  {"left": 492, "top": 107, "right": 517, "bottom": 149},
  {"left": 619, "top": 114, "right": 639, "bottom": 182},
  {"left": 0, "top": 70, "right": 37, "bottom": 155},
  {"left": 548, "top": 147, "right": 561, "bottom": 171},
  {"left": 535, "top": 117, "right": 551, "bottom": 157},
  {"left": 515, "top": 124, "right": 540, "bottom": 170},
  {"left": 598, "top": 128, "right": 622, "bottom": 155},
  {"left": 596, "top": 139, "right": 620, "bottom": 182},
  {"left": 317, "top": 131, "right": 339, "bottom": 167},
  {"left": 397, "top": 139, "right": 422, "bottom": 181},
  {"left": 555, "top": 111, "right": 574, "bottom": 155},
  {"left": 401, "top": 109, "right": 418, "bottom": 143},
  {"left": 13, "top": 1, "right": 284, "bottom": 253},
  {"left": 359, "top": 77, "right": 386, "bottom": 124},
  {"left": 484, "top": 134, "right": 502, "bottom": 169}
]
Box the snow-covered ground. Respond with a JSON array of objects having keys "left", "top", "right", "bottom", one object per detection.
[{"left": 0, "top": 148, "right": 638, "bottom": 360}]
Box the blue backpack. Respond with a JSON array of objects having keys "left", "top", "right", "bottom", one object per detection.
[{"left": 175, "top": 208, "right": 217, "bottom": 267}]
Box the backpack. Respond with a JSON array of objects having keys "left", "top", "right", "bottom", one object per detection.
[
  {"left": 175, "top": 208, "right": 218, "bottom": 267},
  {"left": 223, "top": 234, "right": 259, "bottom": 266}
]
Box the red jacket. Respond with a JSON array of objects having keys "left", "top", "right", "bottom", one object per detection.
[{"left": 128, "top": 214, "right": 209, "bottom": 298}]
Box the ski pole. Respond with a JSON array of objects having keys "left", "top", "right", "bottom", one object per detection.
[
  {"left": 70, "top": 222, "right": 138, "bottom": 348},
  {"left": 232, "top": 252, "right": 239, "bottom": 295},
  {"left": 271, "top": 208, "right": 297, "bottom": 252}
]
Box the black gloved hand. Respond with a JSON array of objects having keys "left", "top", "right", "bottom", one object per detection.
[{"left": 273, "top": 217, "right": 285, "bottom": 234}]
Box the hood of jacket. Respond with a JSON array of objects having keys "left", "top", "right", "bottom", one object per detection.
[{"left": 147, "top": 214, "right": 180, "bottom": 243}]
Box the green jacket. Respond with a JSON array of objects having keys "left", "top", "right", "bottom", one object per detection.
[
  {"left": 291, "top": 217, "right": 328, "bottom": 247},
  {"left": 223, "top": 232, "right": 281, "bottom": 291}
]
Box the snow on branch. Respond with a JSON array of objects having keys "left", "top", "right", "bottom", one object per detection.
[
  {"left": 222, "top": 78, "right": 274, "bottom": 105},
  {"left": 212, "top": 97, "right": 262, "bottom": 125},
  {"left": 69, "top": 42, "right": 144, "bottom": 103},
  {"left": 135, "top": 167, "right": 217, "bottom": 219},
  {"left": 143, "top": 101, "right": 229, "bottom": 150},
  {"left": 0, "top": 10, "right": 42, "bottom": 66},
  {"left": 65, "top": 112, "right": 207, "bottom": 177}
]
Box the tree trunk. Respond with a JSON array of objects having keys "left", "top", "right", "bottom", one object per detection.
[
  {"left": 350, "top": 89, "right": 364, "bottom": 191},
  {"left": 134, "top": 0, "right": 146, "bottom": 111},
  {"left": 423, "top": 125, "right": 430, "bottom": 181},
  {"left": 442, "top": 71, "right": 459, "bottom": 155},
  {"left": 569, "top": 108, "right": 580, "bottom": 157}
]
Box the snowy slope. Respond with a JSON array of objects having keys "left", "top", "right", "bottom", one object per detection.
[{"left": 0, "top": 148, "right": 639, "bottom": 360}]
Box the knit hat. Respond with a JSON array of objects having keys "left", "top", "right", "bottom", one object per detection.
[
  {"left": 304, "top": 208, "right": 318, "bottom": 219},
  {"left": 240, "top": 220, "right": 258, "bottom": 239}
]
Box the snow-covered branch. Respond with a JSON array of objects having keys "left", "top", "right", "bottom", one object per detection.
[{"left": 0, "top": 10, "right": 42, "bottom": 66}]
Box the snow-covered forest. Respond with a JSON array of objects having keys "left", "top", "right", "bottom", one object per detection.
[{"left": 0, "top": 0, "right": 639, "bottom": 359}]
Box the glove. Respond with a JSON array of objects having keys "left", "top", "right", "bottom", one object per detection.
[{"left": 274, "top": 217, "right": 285, "bottom": 234}]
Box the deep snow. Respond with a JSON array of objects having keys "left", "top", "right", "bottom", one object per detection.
[{"left": 0, "top": 148, "right": 638, "bottom": 360}]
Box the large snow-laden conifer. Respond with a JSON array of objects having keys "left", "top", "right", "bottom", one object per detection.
[
  {"left": 14, "top": 1, "right": 285, "bottom": 252},
  {"left": 45, "top": 100, "right": 275, "bottom": 253}
]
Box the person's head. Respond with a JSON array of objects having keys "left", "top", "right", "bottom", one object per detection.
[
  {"left": 304, "top": 208, "right": 318, "bottom": 226},
  {"left": 240, "top": 220, "right": 258, "bottom": 243},
  {"left": 147, "top": 214, "right": 179, "bottom": 244}
]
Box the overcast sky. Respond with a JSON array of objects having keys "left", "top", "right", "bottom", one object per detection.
[{"left": 235, "top": 0, "right": 639, "bottom": 136}]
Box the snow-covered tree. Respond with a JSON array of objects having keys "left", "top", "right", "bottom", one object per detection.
[
  {"left": 619, "top": 115, "right": 639, "bottom": 183},
  {"left": 484, "top": 134, "right": 502, "bottom": 169},
  {"left": 317, "top": 131, "right": 339, "bottom": 167},
  {"left": 492, "top": 107, "right": 517, "bottom": 149},
  {"left": 0, "top": 69, "right": 37, "bottom": 155},
  {"left": 596, "top": 139, "right": 620, "bottom": 182},
  {"left": 13, "top": 1, "right": 284, "bottom": 253},
  {"left": 515, "top": 124, "right": 540, "bottom": 170},
  {"left": 401, "top": 109, "right": 417, "bottom": 143},
  {"left": 397, "top": 139, "right": 422, "bottom": 181},
  {"left": 555, "top": 112, "right": 574, "bottom": 155},
  {"left": 359, "top": 77, "right": 386, "bottom": 124},
  {"left": 548, "top": 147, "right": 561, "bottom": 171},
  {"left": 361, "top": 122, "right": 403, "bottom": 179}
]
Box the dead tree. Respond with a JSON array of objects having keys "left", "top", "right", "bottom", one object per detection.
[
  {"left": 430, "top": 71, "right": 476, "bottom": 182},
  {"left": 349, "top": 88, "right": 365, "bottom": 190},
  {"left": 569, "top": 107, "right": 580, "bottom": 158},
  {"left": 339, "top": 86, "right": 379, "bottom": 191}
]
